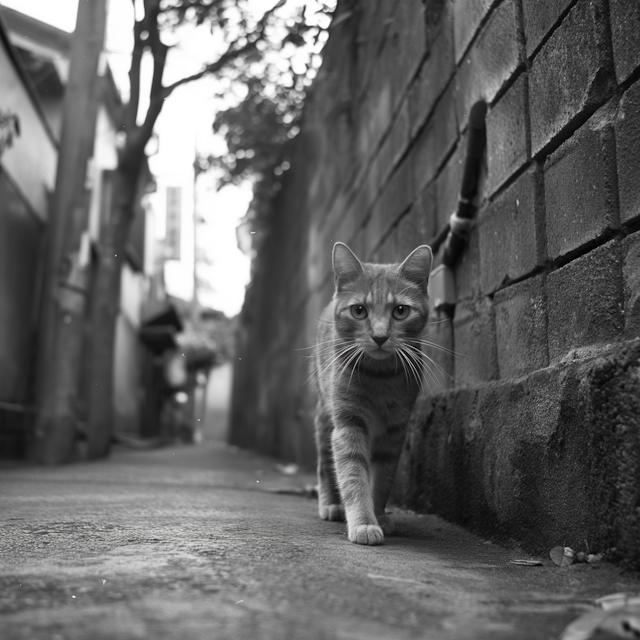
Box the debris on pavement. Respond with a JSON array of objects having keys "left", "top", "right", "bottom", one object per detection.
[
  {"left": 551, "top": 546, "right": 604, "bottom": 567},
  {"left": 509, "top": 559, "right": 544, "bottom": 566},
  {"left": 264, "top": 484, "right": 317, "bottom": 499},
  {"left": 551, "top": 546, "right": 576, "bottom": 567},
  {"left": 275, "top": 463, "right": 299, "bottom": 476}
]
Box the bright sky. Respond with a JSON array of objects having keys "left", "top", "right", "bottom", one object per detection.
[{"left": 0, "top": 0, "right": 259, "bottom": 316}]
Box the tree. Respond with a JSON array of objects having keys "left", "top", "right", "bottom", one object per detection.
[
  {"left": 37, "top": 0, "right": 309, "bottom": 463},
  {"left": 197, "top": 1, "right": 334, "bottom": 256}
]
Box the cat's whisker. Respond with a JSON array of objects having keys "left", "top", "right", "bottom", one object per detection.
[
  {"left": 404, "top": 343, "right": 456, "bottom": 388},
  {"left": 395, "top": 350, "right": 410, "bottom": 388},
  {"left": 337, "top": 346, "right": 363, "bottom": 379},
  {"left": 294, "top": 338, "right": 347, "bottom": 351},
  {"left": 424, "top": 316, "right": 454, "bottom": 326},
  {"left": 296, "top": 338, "right": 351, "bottom": 352},
  {"left": 315, "top": 345, "right": 358, "bottom": 381},
  {"left": 307, "top": 342, "right": 353, "bottom": 360},
  {"left": 318, "top": 341, "right": 356, "bottom": 358},
  {"left": 408, "top": 349, "right": 431, "bottom": 395},
  {"left": 331, "top": 345, "right": 360, "bottom": 383},
  {"left": 397, "top": 346, "right": 425, "bottom": 394},
  {"left": 413, "top": 339, "right": 465, "bottom": 358},
  {"left": 306, "top": 343, "right": 359, "bottom": 386},
  {"left": 399, "top": 344, "right": 435, "bottom": 392},
  {"left": 407, "top": 342, "right": 456, "bottom": 380},
  {"left": 316, "top": 343, "right": 361, "bottom": 381},
  {"left": 411, "top": 349, "right": 441, "bottom": 394},
  {"left": 345, "top": 349, "right": 365, "bottom": 391},
  {"left": 407, "top": 352, "right": 428, "bottom": 395}
]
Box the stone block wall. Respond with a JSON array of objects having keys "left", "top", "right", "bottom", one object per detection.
[{"left": 231, "top": 0, "right": 640, "bottom": 566}]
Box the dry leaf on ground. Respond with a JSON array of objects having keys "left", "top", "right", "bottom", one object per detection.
[
  {"left": 550, "top": 546, "right": 575, "bottom": 567},
  {"left": 275, "top": 463, "right": 300, "bottom": 476}
]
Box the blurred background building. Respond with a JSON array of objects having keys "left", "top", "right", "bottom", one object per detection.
[{"left": 0, "top": 5, "right": 228, "bottom": 457}]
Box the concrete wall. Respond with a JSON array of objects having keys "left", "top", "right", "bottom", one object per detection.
[{"left": 231, "top": 0, "right": 640, "bottom": 567}]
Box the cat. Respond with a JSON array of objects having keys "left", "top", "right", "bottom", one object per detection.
[{"left": 313, "top": 242, "right": 433, "bottom": 545}]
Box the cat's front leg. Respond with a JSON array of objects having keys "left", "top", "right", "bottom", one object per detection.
[
  {"left": 371, "top": 422, "right": 409, "bottom": 536},
  {"left": 331, "top": 413, "right": 383, "bottom": 545},
  {"left": 315, "top": 408, "right": 344, "bottom": 521}
]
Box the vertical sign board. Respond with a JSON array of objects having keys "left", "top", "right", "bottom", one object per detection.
[{"left": 165, "top": 186, "right": 182, "bottom": 260}]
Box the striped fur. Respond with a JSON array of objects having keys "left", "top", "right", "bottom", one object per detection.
[{"left": 314, "top": 242, "right": 432, "bottom": 545}]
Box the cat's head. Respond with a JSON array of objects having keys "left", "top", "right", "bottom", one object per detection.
[{"left": 332, "top": 242, "right": 433, "bottom": 360}]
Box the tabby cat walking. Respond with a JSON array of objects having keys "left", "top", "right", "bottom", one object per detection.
[{"left": 314, "top": 242, "right": 433, "bottom": 545}]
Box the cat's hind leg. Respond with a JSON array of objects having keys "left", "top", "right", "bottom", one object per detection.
[{"left": 315, "top": 406, "right": 344, "bottom": 521}]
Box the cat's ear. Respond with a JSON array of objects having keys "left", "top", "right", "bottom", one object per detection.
[
  {"left": 399, "top": 245, "right": 433, "bottom": 293},
  {"left": 332, "top": 242, "right": 363, "bottom": 291}
]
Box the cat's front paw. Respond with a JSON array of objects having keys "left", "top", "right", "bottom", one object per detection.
[
  {"left": 376, "top": 514, "right": 395, "bottom": 535},
  {"left": 349, "top": 524, "right": 384, "bottom": 545},
  {"left": 319, "top": 503, "right": 344, "bottom": 521}
]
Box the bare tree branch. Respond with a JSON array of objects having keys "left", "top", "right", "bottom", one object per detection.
[
  {"left": 162, "top": 0, "right": 285, "bottom": 96},
  {"left": 162, "top": 37, "right": 257, "bottom": 96},
  {"left": 132, "top": 0, "right": 169, "bottom": 151},
  {"left": 128, "top": 0, "right": 289, "bottom": 164},
  {"left": 126, "top": 19, "right": 144, "bottom": 132},
  {"left": 145, "top": 0, "right": 169, "bottom": 100}
]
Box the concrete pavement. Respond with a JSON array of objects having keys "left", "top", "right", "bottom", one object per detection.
[{"left": 1, "top": 442, "right": 639, "bottom": 640}]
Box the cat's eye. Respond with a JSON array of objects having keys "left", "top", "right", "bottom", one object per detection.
[
  {"left": 393, "top": 305, "right": 410, "bottom": 319},
  {"left": 351, "top": 304, "right": 367, "bottom": 319}
]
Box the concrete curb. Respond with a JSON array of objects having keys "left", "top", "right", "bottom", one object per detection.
[{"left": 394, "top": 339, "right": 640, "bottom": 569}]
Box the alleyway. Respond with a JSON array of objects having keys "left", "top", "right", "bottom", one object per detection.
[{"left": 2, "top": 435, "right": 640, "bottom": 639}]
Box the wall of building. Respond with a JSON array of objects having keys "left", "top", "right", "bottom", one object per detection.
[
  {"left": 231, "top": 0, "right": 640, "bottom": 566},
  {"left": 0, "top": 7, "right": 166, "bottom": 457},
  {"left": 0, "top": 24, "right": 56, "bottom": 457},
  {"left": 0, "top": 171, "right": 44, "bottom": 403},
  {"left": 0, "top": 38, "right": 57, "bottom": 221}
]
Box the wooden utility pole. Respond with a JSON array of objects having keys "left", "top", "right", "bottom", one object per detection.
[{"left": 34, "top": 0, "right": 109, "bottom": 464}]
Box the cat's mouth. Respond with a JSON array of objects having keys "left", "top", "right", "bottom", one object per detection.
[{"left": 366, "top": 346, "right": 394, "bottom": 360}]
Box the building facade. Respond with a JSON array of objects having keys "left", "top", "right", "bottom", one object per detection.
[{"left": 0, "top": 6, "right": 168, "bottom": 456}]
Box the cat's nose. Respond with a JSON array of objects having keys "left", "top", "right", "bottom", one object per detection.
[{"left": 372, "top": 336, "right": 388, "bottom": 346}]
